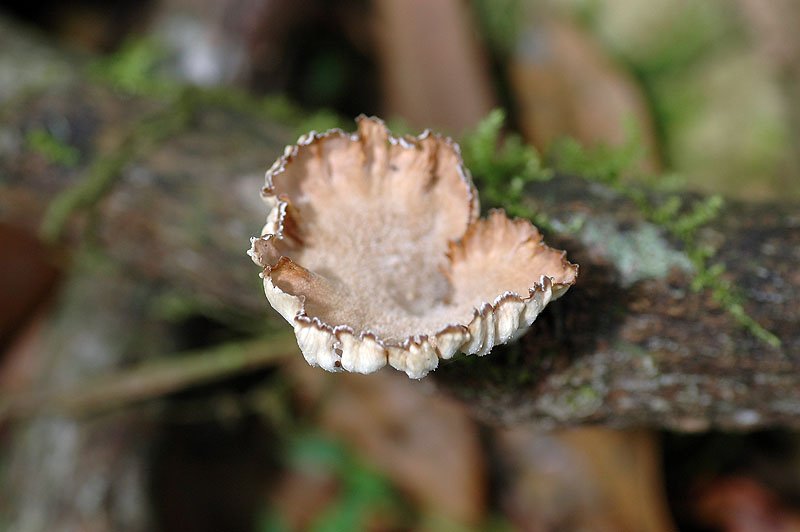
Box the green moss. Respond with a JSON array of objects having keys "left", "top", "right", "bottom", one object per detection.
[
  {"left": 91, "top": 37, "right": 347, "bottom": 132},
  {"left": 537, "top": 380, "right": 604, "bottom": 420},
  {"left": 293, "top": 109, "right": 345, "bottom": 136},
  {"left": 25, "top": 128, "right": 80, "bottom": 167},
  {"left": 460, "top": 108, "right": 778, "bottom": 346},
  {"left": 90, "top": 38, "right": 178, "bottom": 97},
  {"left": 552, "top": 131, "right": 780, "bottom": 347},
  {"left": 568, "top": 385, "right": 602, "bottom": 414},
  {"left": 654, "top": 194, "right": 779, "bottom": 347},
  {"left": 39, "top": 87, "right": 198, "bottom": 242},
  {"left": 552, "top": 121, "right": 644, "bottom": 186},
  {"left": 383, "top": 116, "right": 414, "bottom": 137},
  {"left": 460, "top": 109, "right": 552, "bottom": 227}
]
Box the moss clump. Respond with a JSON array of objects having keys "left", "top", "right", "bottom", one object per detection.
[
  {"left": 553, "top": 131, "right": 780, "bottom": 347},
  {"left": 551, "top": 125, "right": 644, "bottom": 186},
  {"left": 90, "top": 38, "right": 177, "bottom": 97},
  {"left": 91, "top": 38, "right": 346, "bottom": 135},
  {"left": 461, "top": 108, "right": 779, "bottom": 345},
  {"left": 25, "top": 128, "right": 80, "bottom": 167},
  {"left": 460, "top": 109, "right": 552, "bottom": 226}
]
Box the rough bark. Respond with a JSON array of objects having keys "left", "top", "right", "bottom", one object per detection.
[
  {"left": 436, "top": 177, "right": 800, "bottom": 430},
  {"left": 1, "top": 22, "right": 798, "bottom": 434}
]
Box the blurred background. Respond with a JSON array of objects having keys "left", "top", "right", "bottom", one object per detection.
[{"left": 2, "top": 0, "right": 800, "bottom": 531}]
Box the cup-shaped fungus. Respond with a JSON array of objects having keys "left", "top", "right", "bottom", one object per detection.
[{"left": 249, "top": 116, "right": 578, "bottom": 379}]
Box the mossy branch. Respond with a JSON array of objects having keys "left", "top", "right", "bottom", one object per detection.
[
  {"left": 552, "top": 132, "right": 781, "bottom": 347},
  {"left": 39, "top": 87, "right": 198, "bottom": 242}
]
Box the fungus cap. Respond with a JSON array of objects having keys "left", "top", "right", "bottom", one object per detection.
[{"left": 249, "top": 116, "right": 577, "bottom": 378}]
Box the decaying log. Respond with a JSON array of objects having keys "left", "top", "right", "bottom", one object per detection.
[
  {"left": 1, "top": 22, "right": 798, "bottom": 434},
  {"left": 436, "top": 177, "right": 800, "bottom": 429}
]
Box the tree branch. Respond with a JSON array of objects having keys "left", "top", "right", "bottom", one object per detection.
[
  {"left": 0, "top": 333, "right": 295, "bottom": 422},
  {"left": 2, "top": 64, "right": 798, "bottom": 431}
]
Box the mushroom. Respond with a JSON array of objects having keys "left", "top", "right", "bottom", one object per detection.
[{"left": 249, "top": 116, "right": 578, "bottom": 379}]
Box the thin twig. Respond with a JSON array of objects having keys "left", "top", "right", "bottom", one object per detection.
[{"left": 0, "top": 332, "right": 297, "bottom": 422}]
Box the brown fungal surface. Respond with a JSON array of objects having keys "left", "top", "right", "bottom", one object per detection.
[{"left": 249, "top": 116, "right": 577, "bottom": 378}]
